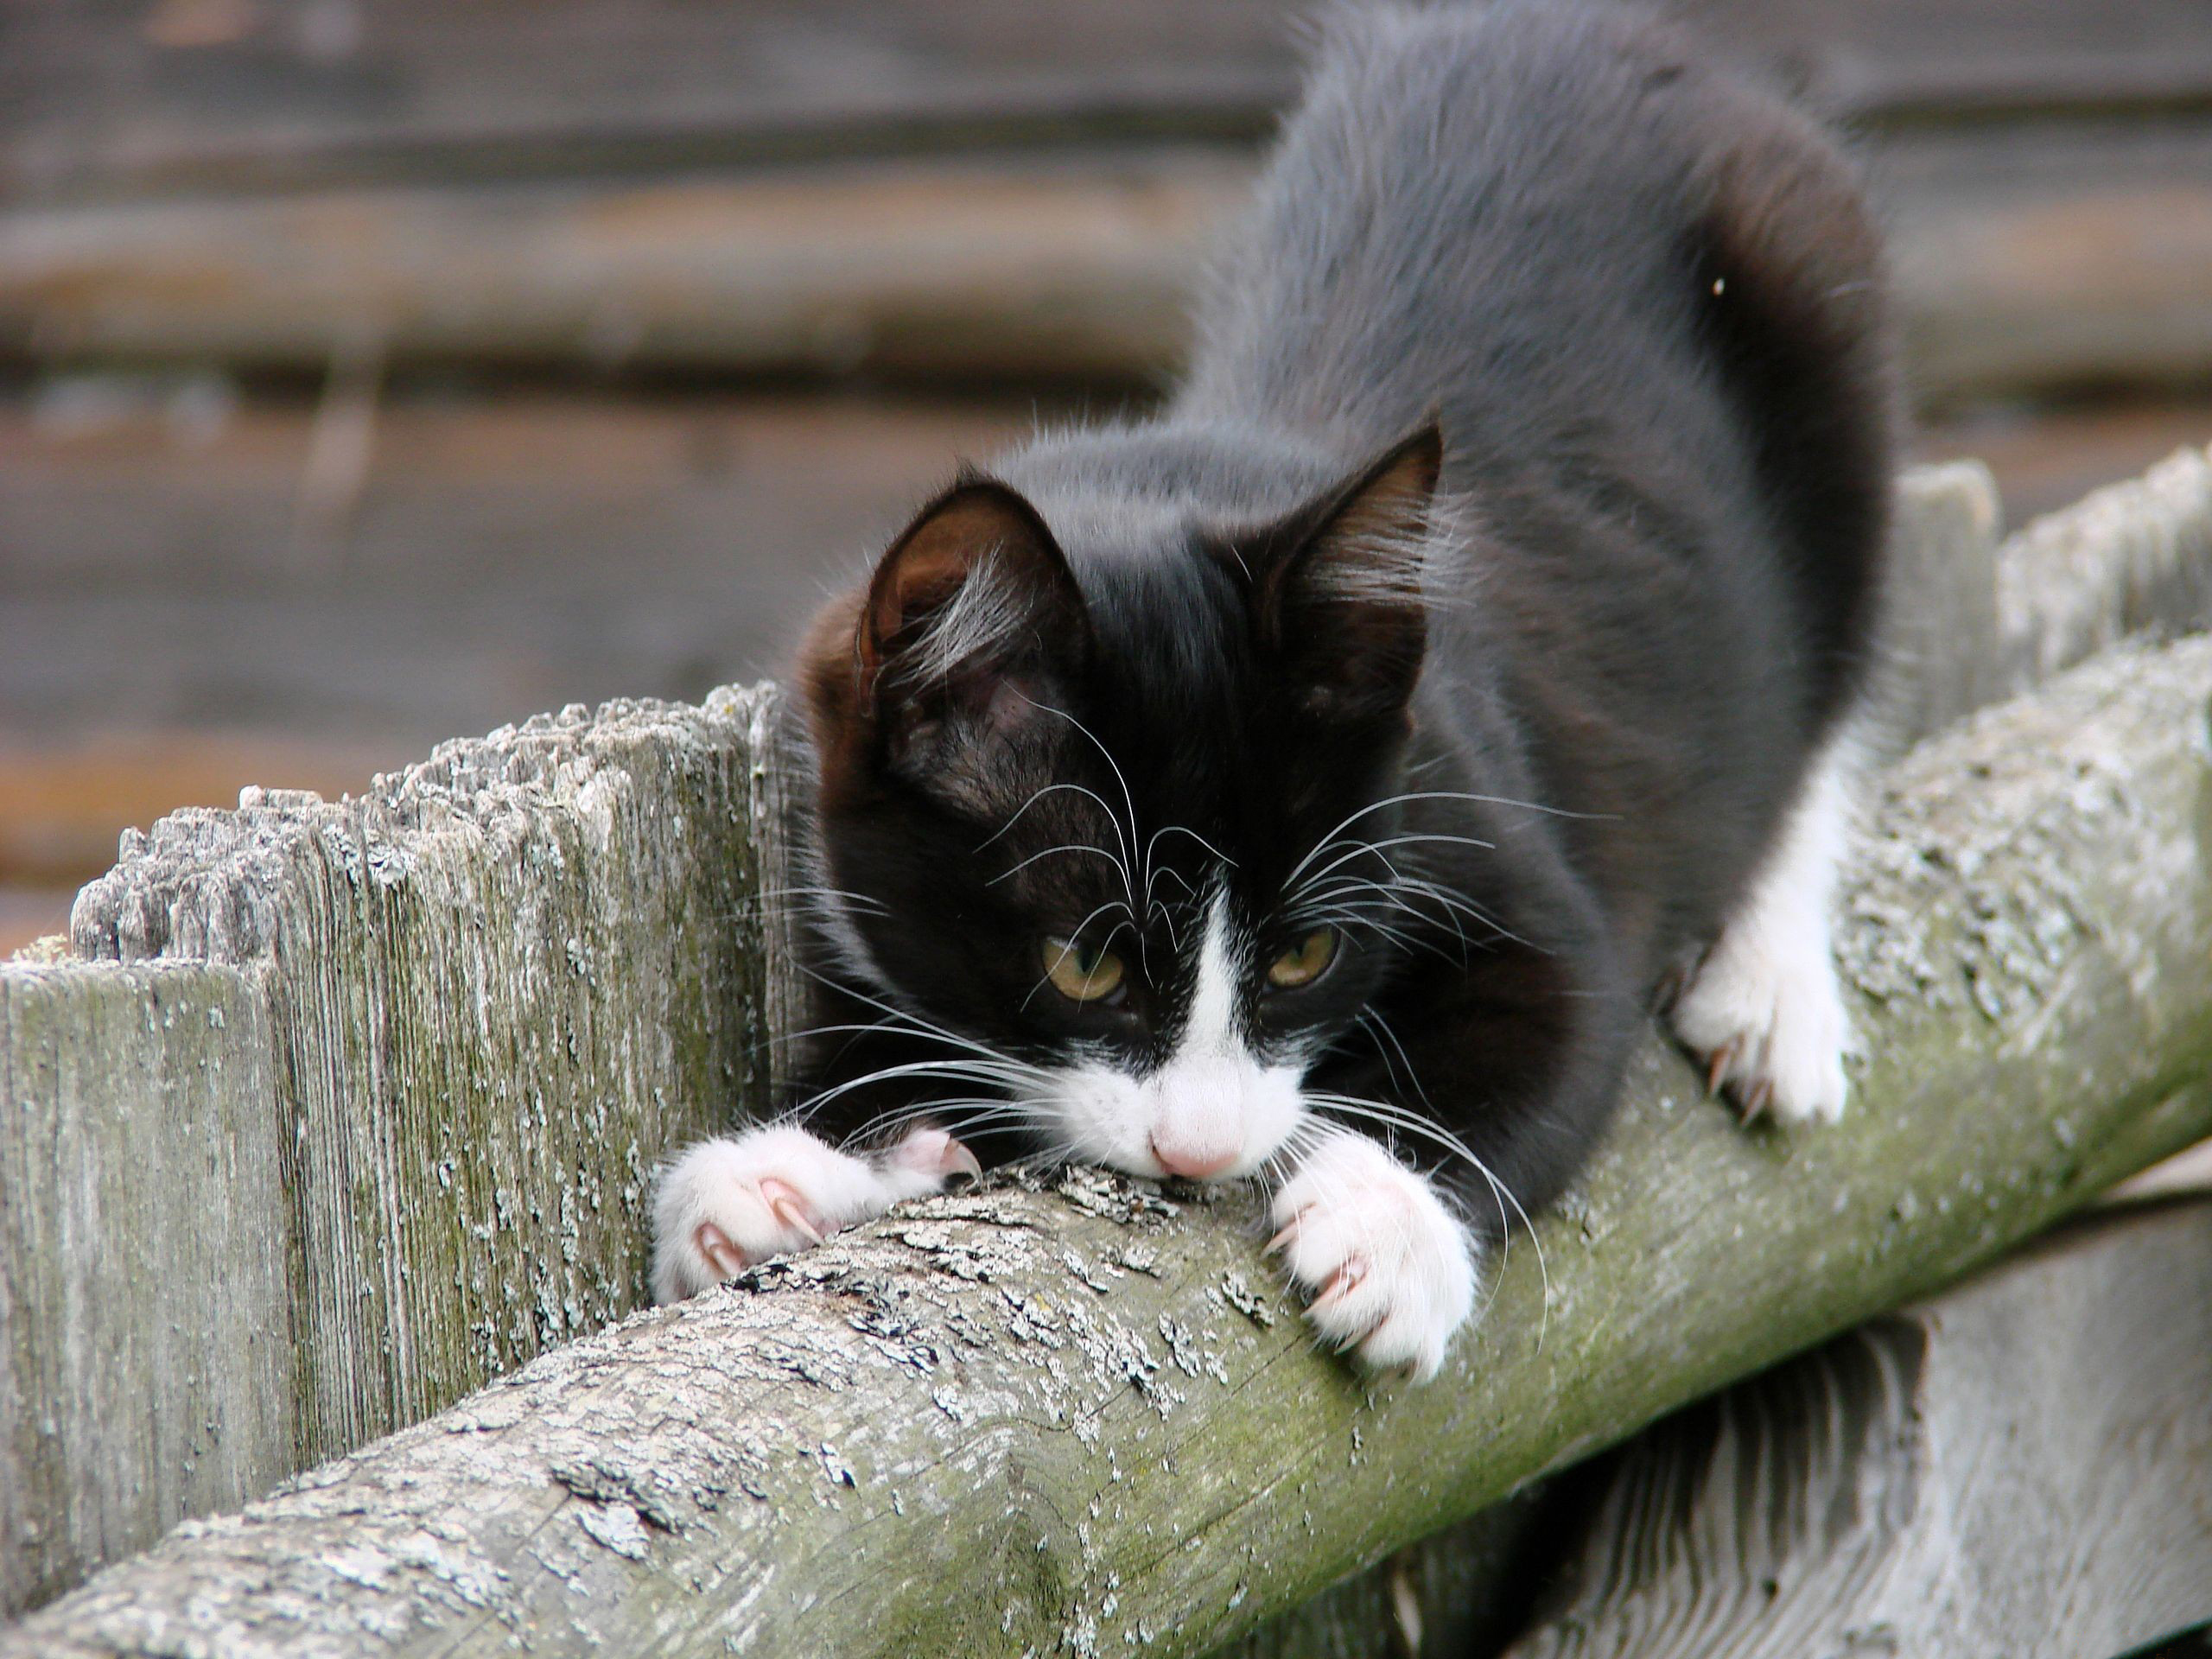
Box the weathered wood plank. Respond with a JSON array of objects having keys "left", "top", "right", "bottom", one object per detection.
[
  {"left": 0, "top": 156, "right": 1233, "bottom": 380},
  {"left": 0, "top": 689, "right": 791, "bottom": 1614},
  {"left": 0, "top": 962, "right": 288, "bottom": 1617},
  {"left": 1500, "top": 1199, "right": 2212, "bottom": 1657},
  {"left": 9, "top": 0, "right": 2212, "bottom": 204},
  {"left": 3, "top": 394, "right": 2200, "bottom": 769},
  {"left": 1998, "top": 442, "right": 2212, "bottom": 692},
  {"left": 68, "top": 691, "right": 796, "bottom": 1460},
  {"left": 11, "top": 133, "right": 2212, "bottom": 406},
  {"left": 8, "top": 631, "right": 2211, "bottom": 1656},
  {"left": 1884, "top": 460, "right": 2005, "bottom": 743},
  {"left": 0, "top": 391, "right": 1034, "bottom": 744}
]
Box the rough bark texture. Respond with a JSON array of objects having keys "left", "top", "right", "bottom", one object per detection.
[
  {"left": 1, "top": 688, "right": 791, "bottom": 1614},
  {"left": 1999, "top": 441, "right": 2212, "bottom": 693},
  {"left": 7, "top": 631, "right": 2210, "bottom": 1658},
  {"left": 1503, "top": 1198, "right": 2212, "bottom": 1657}
]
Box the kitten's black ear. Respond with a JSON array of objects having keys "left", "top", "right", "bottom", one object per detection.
[
  {"left": 1253, "top": 422, "right": 1441, "bottom": 721},
  {"left": 814, "top": 477, "right": 1089, "bottom": 778}
]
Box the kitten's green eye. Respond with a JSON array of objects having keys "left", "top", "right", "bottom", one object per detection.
[
  {"left": 1043, "top": 937, "right": 1126, "bottom": 1003},
  {"left": 1267, "top": 927, "right": 1338, "bottom": 989}
]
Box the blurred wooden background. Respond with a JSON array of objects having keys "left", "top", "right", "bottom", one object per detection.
[{"left": 5, "top": 0, "right": 2212, "bottom": 952}]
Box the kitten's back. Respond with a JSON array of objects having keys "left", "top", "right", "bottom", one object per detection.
[{"left": 1177, "top": 0, "right": 1896, "bottom": 731}]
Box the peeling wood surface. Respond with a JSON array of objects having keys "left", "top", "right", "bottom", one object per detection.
[
  {"left": 8, "top": 634, "right": 2211, "bottom": 1657},
  {"left": 1, "top": 689, "right": 788, "bottom": 1614},
  {"left": 1503, "top": 1200, "right": 2212, "bottom": 1657}
]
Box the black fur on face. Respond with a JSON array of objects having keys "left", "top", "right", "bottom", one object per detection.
[{"left": 795, "top": 429, "right": 1454, "bottom": 1178}]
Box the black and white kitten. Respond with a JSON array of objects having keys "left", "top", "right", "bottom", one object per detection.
[{"left": 654, "top": 0, "right": 1896, "bottom": 1381}]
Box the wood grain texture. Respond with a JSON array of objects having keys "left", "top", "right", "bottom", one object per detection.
[
  {"left": 7, "top": 631, "right": 2211, "bottom": 1656},
  {"left": 0, "top": 391, "right": 1034, "bottom": 743},
  {"left": 0, "top": 963, "right": 287, "bottom": 1617},
  {"left": 11, "top": 130, "right": 2212, "bottom": 405},
  {"left": 1502, "top": 1200, "right": 2212, "bottom": 1657},
  {"left": 0, "top": 687, "right": 790, "bottom": 1614},
  {"left": 8, "top": 0, "right": 2211, "bottom": 205},
  {"left": 0, "top": 156, "right": 1232, "bottom": 380}
]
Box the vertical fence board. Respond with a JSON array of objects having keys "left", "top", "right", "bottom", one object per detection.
[
  {"left": 2, "top": 686, "right": 788, "bottom": 1613},
  {"left": 0, "top": 962, "right": 288, "bottom": 1615}
]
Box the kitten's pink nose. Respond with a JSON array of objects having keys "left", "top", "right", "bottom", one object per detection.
[{"left": 1149, "top": 1131, "right": 1237, "bottom": 1181}]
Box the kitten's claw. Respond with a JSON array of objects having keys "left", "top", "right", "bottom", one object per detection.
[
  {"left": 694, "top": 1222, "right": 747, "bottom": 1281},
  {"left": 759, "top": 1178, "right": 826, "bottom": 1245},
  {"left": 889, "top": 1125, "right": 983, "bottom": 1190},
  {"left": 1672, "top": 742, "right": 1856, "bottom": 1126},
  {"left": 652, "top": 1122, "right": 982, "bottom": 1304},
  {"left": 1309, "top": 1261, "right": 1366, "bottom": 1316},
  {"left": 1705, "top": 1039, "right": 1737, "bottom": 1099},
  {"left": 1674, "top": 933, "right": 1850, "bottom": 1126},
  {"left": 1268, "top": 1136, "right": 1479, "bottom": 1384}
]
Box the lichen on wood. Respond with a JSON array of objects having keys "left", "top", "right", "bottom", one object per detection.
[
  {"left": 10, "top": 632, "right": 2209, "bottom": 1659},
  {"left": 0, "top": 962, "right": 285, "bottom": 1617},
  {"left": 3, "top": 685, "right": 790, "bottom": 1614}
]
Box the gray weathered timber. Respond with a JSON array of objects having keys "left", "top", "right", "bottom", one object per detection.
[
  {"left": 1885, "top": 442, "right": 2212, "bottom": 747},
  {"left": 1501, "top": 1198, "right": 2212, "bottom": 1658},
  {"left": 0, "top": 963, "right": 286, "bottom": 1618},
  {"left": 0, "top": 688, "right": 789, "bottom": 1615},
  {"left": 1882, "top": 459, "right": 2004, "bottom": 744},
  {"left": 1999, "top": 440, "right": 2212, "bottom": 693},
  {"left": 10, "top": 633, "right": 2210, "bottom": 1658},
  {"left": 14, "top": 142, "right": 2212, "bottom": 407}
]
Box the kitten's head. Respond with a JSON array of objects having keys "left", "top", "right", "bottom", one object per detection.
[{"left": 798, "top": 424, "right": 1443, "bottom": 1180}]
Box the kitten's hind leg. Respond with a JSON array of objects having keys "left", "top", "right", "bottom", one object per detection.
[
  {"left": 652, "top": 1122, "right": 980, "bottom": 1303},
  {"left": 1670, "top": 732, "right": 1862, "bottom": 1125}
]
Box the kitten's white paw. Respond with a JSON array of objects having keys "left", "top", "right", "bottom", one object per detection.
[
  {"left": 1268, "top": 1135, "right": 1478, "bottom": 1383},
  {"left": 1670, "top": 912, "right": 1850, "bottom": 1126},
  {"left": 1675, "top": 737, "right": 1859, "bottom": 1126},
  {"left": 651, "top": 1122, "right": 980, "bottom": 1304}
]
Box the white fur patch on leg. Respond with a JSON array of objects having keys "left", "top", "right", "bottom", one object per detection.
[
  {"left": 1268, "top": 1134, "right": 1479, "bottom": 1382},
  {"left": 651, "top": 1122, "right": 978, "bottom": 1304},
  {"left": 1671, "top": 734, "right": 1859, "bottom": 1125}
]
